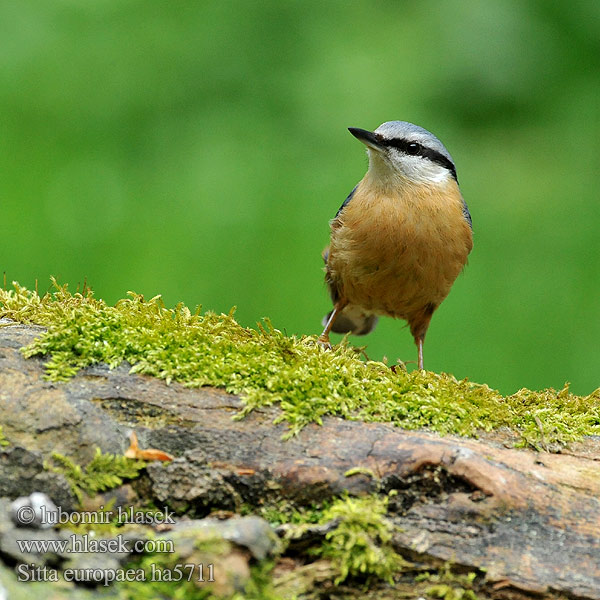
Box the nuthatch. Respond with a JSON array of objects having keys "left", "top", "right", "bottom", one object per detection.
[{"left": 319, "top": 121, "right": 473, "bottom": 369}]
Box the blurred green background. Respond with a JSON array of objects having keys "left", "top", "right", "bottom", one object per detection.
[{"left": 2, "top": 1, "right": 599, "bottom": 395}]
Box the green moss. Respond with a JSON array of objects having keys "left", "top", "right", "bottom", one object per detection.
[
  {"left": 245, "top": 494, "right": 409, "bottom": 592},
  {"left": 1, "top": 280, "right": 599, "bottom": 446},
  {"left": 310, "top": 493, "right": 409, "bottom": 585},
  {"left": 416, "top": 562, "right": 479, "bottom": 600},
  {"left": 47, "top": 447, "right": 146, "bottom": 504},
  {"left": 237, "top": 561, "right": 285, "bottom": 600},
  {"left": 344, "top": 467, "right": 377, "bottom": 480},
  {"left": 0, "top": 426, "right": 10, "bottom": 447},
  {"left": 243, "top": 498, "right": 332, "bottom": 528},
  {"left": 425, "top": 584, "right": 478, "bottom": 600}
]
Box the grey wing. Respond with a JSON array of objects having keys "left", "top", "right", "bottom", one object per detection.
[
  {"left": 322, "top": 186, "right": 358, "bottom": 302},
  {"left": 462, "top": 199, "right": 472, "bottom": 229},
  {"left": 334, "top": 185, "right": 358, "bottom": 219}
]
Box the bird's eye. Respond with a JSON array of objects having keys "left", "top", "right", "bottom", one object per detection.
[{"left": 406, "top": 142, "right": 420, "bottom": 155}]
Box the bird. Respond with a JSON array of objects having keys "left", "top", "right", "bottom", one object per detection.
[{"left": 318, "top": 121, "right": 473, "bottom": 369}]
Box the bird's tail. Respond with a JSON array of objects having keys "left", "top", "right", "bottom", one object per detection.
[{"left": 322, "top": 305, "right": 378, "bottom": 336}]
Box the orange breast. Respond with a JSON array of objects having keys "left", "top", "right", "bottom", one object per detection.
[{"left": 327, "top": 177, "right": 472, "bottom": 320}]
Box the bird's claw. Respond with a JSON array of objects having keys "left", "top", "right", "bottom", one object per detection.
[{"left": 317, "top": 336, "right": 332, "bottom": 350}]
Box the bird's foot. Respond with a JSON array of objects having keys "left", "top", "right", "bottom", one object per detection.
[{"left": 317, "top": 335, "right": 332, "bottom": 350}]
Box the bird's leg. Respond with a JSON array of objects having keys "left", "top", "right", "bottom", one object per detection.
[
  {"left": 417, "top": 336, "right": 424, "bottom": 370},
  {"left": 410, "top": 304, "right": 435, "bottom": 371},
  {"left": 318, "top": 300, "right": 347, "bottom": 348}
]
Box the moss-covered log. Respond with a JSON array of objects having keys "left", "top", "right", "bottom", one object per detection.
[{"left": 1, "top": 318, "right": 600, "bottom": 599}]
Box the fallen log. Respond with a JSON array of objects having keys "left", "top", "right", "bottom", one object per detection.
[{"left": 1, "top": 321, "right": 600, "bottom": 598}]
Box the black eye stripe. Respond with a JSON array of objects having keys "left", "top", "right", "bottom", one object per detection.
[{"left": 381, "top": 137, "right": 458, "bottom": 182}]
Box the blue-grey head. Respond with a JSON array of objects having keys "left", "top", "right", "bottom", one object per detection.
[{"left": 349, "top": 121, "right": 458, "bottom": 185}]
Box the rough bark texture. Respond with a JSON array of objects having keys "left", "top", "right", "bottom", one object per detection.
[{"left": 1, "top": 321, "right": 600, "bottom": 598}]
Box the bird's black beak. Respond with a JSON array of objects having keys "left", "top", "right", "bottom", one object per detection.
[{"left": 348, "top": 127, "right": 385, "bottom": 151}]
